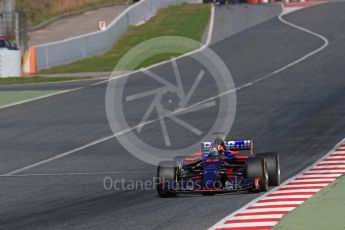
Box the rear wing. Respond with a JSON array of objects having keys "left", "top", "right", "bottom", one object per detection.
[
  {"left": 201, "top": 140, "right": 253, "bottom": 154},
  {"left": 224, "top": 140, "right": 253, "bottom": 154}
]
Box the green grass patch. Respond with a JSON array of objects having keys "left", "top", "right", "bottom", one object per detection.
[
  {"left": 273, "top": 175, "right": 345, "bottom": 230},
  {"left": 0, "top": 77, "right": 90, "bottom": 85},
  {"left": 17, "top": 0, "right": 126, "bottom": 28},
  {"left": 0, "top": 90, "right": 60, "bottom": 107},
  {"left": 39, "top": 4, "right": 210, "bottom": 74}
]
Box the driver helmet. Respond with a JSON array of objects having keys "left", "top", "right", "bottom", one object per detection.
[
  {"left": 209, "top": 147, "right": 220, "bottom": 158},
  {"left": 217, "top": 144, "right": 224, "bottom": 153}
]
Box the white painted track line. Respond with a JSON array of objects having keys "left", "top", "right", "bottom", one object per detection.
[
  {"left": 321, "top": 160, "right": 345, "bottom": 163},
  {"left": 261, "top": 195, "right": 313, "bottom": 200},
  {"left": 234, "top": 215, "right": 284, "bottom": 220},
  {"left": 251, "top": 201, "right": 305, "bottom": 206},
  {"left": 273, "top": 189, "right": 321, "bottom": 194},
  {"left": 220, "top": 222, "right": 278, "bottom": 227},
  {"left": 239, "top": 207, "right": 297, "bottom": 213},
  {"left": 310, "top": 169, "right": 345, "bottom": 172},
  {"left": 294, "top": 178, "right": 337, "bottom": 182},
  {"left": 306, "top": 170, "right": 345, "bottom": 174},
  {"left": 302, "top": 173, "right": 342, "bottom": 177},
  {"left": 314, "top": 165, "right": 345, "bottom": 168},
  {"left": 325, "top": 156, "right": 345, "bottom": 159}
]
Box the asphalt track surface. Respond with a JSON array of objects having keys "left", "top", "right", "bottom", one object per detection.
[{"left": 1, "top": 3, "right": 345, "bottom": 230}]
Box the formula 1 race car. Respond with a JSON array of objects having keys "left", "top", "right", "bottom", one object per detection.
[{"left": 156, "top": 136, "right": 280, "bottom": 197}]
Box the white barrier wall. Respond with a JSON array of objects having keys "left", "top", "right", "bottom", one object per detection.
[
  {"left": 34, "top": 0, "right": 202, "bottom": 71},
  {"left": 0, "top": 49, "right": 21, "bottom": 77}
]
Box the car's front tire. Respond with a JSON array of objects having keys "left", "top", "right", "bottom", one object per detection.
[
  {"left": 256, "top": 152, "right": 280, "bottom": 186},
  {"left": 247, "top": 157, "right": 269, "bottom": 192}
]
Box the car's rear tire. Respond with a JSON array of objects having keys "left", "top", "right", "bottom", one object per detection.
[
  {"left": 256, "top": 152, "right": 280, "bottom": 186},
  {"left": 247, "top": 157, "right": 268, "bottom": 192},
  {"left": 156, "top": 161, "right": 178, "bottom": 198}
]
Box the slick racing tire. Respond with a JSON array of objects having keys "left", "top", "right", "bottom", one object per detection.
[
  {"left": 156, "top": 161, "right": 178, "bottom": 198},
  {"left": 256, "top": 152, "right": 281, "bottom": 186},
  {"left": 247, "top": 157, "right": 269, "bottom": 192}
]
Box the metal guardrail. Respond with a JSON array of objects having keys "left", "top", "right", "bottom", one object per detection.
[{"left": 34, "top": 0, "right": 202, "bottom": 71}]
